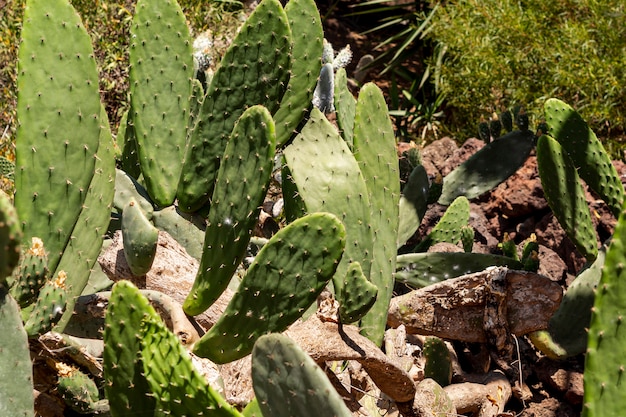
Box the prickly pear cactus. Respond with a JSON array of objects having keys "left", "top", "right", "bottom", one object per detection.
[
  {"left": 193, "top": 213, "right": 346, "bottom": 363},
  {"left": 334, "top": 68, "right": 356, "bottom": 147},
  {"left": 438, "top": 130, "right": 535, "bottom": 205},
  {"left": 129, "top": 0, "right": 194, "bottom": 207},
  {"left": 339, "top": 261, "right": 378, "bottom": 323},
  {"left": 177, "top": 0, "right": 291, "bottom": 212},
  {"left": 252, "top": 333, "right": 352, "bottom": 417},
  {"left": 121, "top": 198, "right": 159, "bottom": 276},
  {"left": 537, "top": 135, "right": 598, "bottom": 261},
  {"left": 583, "top": 206, "right": 626, "bottom": 416},
  {"left": 9, "top": 237, "right": 48, "bottom": 308},
  {"left": 0, "top": 190, "right": 21, "bottom": 285},
  {"left": 57, "top": 367, "right": 101, "bottom": 414},
  {"left": 415, "top": 196, "right": 471, "bottom": 252},
  {"left": 103, "top": 281, "right": 157, "bottom": 416},
  {"left": 23, "top": 271, "right": 68, "bottom": 337},
  {"left": 545, "top": 98, "right": 624, "bottom": 217},
  {"left": 352, "top": 83, "right": 400, "bottom": 343},
  {"left": 0, "top": 286, "right": 34, "bottom": 417},
  {"left": 15, "top": 0, "right": 102, "bottom": 276},
  {"left": 273, "top": 0, "right": 323, "bottom": 147},
  {"left": 283, "top": 108, "right": 373, "bottom": 322},
  {"left": 183, "top": 105, "right": 276, "bottom": 316},
  {"left": 397, "top": 165, "right": 430, "bottom": 248},
  {"left": 423, "top": 336, "right": 452, "bottom": 387}
]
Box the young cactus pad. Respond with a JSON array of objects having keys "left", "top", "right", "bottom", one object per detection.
[
  {"left": 252, "top": 333, "right": 352, "bottom": 417},
  {"left": 583, "top": 206, "right": 626, "bottom": 416},
  {"left": 183, "top": 105, "right": 276, "bottom": 316},
  {"left": 15, "top": 0, "right": 102, "bottom": 275},
  {"left": 129, "top": 0, "right": 194, "bottom": 207},
  {"left": 193, "top": 212, "right": 346, "bottom": 363},
  {"left": 0, "top": 190, "right": 21, "bottom": 285}
]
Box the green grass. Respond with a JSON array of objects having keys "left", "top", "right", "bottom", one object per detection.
[{"left": 428, "top": 0, "right": 626, "bottom": 152}]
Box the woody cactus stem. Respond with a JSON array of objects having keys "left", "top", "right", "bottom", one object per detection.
[
  {"left": 177, "top": 0, "right": 291, "bottom": 212},
  {"left": 129, "top": 0, "right": 193, "bottom": 207},
  {"left": 183, "top": 105, "right": 276, "bottom": 316},
  {"left": 583, "top": 206, "right": 626, "bottom": 416},
  {"left": 193, "top": 213, "right": 346, "bottom": 363}
]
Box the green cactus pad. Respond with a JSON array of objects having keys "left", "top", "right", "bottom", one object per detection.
[
  {"left": 183, "top": 105, "right": 276, "bottom": 315},
  {"left": 438, "top": 130, "right": 535, "bottom": 205},
  {"left": 283, "top": 108, "right": 373, "bottom": 315},
  {"left": 129, "top": 0, "right": 193, "bottom": 207},
  {"left": 117, "top": 108, "right": 141, "bottom": 179},
  {"left": 141, "top": 298, "right": 243, "bottom": 417},
  {"left": 114, "top": 168, "right": 154, "bottom": 217},
  {"left": 415, "top": 196, "right": 471, "bottom": 252},
  {"left": 395, "top": 252, "right": 523, "bottom": 289},
  {"left": 178, "top": 0, "right": 291, "bottom": 212},
  {"left": 545, "top": 98, "right": 624, "bottom": 217},
  {"left": 252, "top": 333, "right": 352, "bottom": 417},
  {"left": 583, "top": 207, "right": 626, "bottom": 416},
  {"left": 57, "top": 368, "right": 100, "bottom": 414},
  {"left": 151, "top": 206, "right": 205, "bottom": 260},
  {"left": 54, "top": 105, "right": 116, "bottom": 331},
  {"left": 281, "top": 162, "right": 307, "bottom": 223},
  {"left": 334, "top": 68, "right": 357, "bottom": 147},
  {"left": 423, "top": 336, "right": 452, "bottom": 387},
  {"left": 193, "top": 212, "right": 346, "bottom": 363},
  {"left": 0, "top": 287, "right": 34, "bottom": 417},
  {"left": 23, "top": 271, "right": 68, "bottom": 337},
  {"left": 103, "top": 280, "right": 157, "bottom": 416},
  {"left": 352, "top": 82, "right": 400, "bottom": 343},
  {"left": 0, "top": 190, "right": 21, "bottom": 285},
  {"left": 537, "top": 135, "right": 598, "bottom": 261},
  {"left": 339, "top": 261, "right": 378, "bottom": 323},
  {"left": 273, "top": 0, "right": 323, "bottom": 147},
  {"left": 15, "top": 0, "right": 102, "bottom": 275},
  {"left": 122, "top": 198, "right": 159, "bottom": 276},
  {"left": 397, "top": 165, "right": 430, "bottom": 248},
  {"left": 10, "top": 237, "right": 48, "bottom": 308}
]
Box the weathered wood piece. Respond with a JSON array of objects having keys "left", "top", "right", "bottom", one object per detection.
[{"left": 387, "top": 267, "right": 562, "bottom": 343}]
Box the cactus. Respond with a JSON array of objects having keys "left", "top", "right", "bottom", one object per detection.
[
  {"left": 423, "top": 336, "right": 452, "bottom": 387},
  {"left": 141, "top": 294, "right": 242, "bottom": 417},
  {"left": 536, "top": 134, "right": 598, "bottom": 261},
  {"left": 312, "top": 63, "right": 335, "bottom": 114},
  {"left": 251, "top": 333, "right": 353, "bottom": 417},
  {"left": 15, "top": 0, "right": 102, "bottom": 277},
  {"left": 9, "top": 237, "right": 48, "bottom": 308},
  {"left": 397, "top": 165, "right": 430, "bottom": 248},
  {"left": 128, "top": 0, "right": 194, "bottom": 207},
  {"left": 57, "top": 367, "right": 102, "bottom": 414},
  {"left": 283, "top": 108, "right": 374, "bottom": 323},
  {"left": 177, "top": 0, "right": 291, "bottom": 212},
  {"left": 544, "top": 98, "right": 624, "bottom": 217},
  {"left": 183, "top": 105, "right": 277, "bottom": 316},
  {"left": 339, "top": 261, "right": 378, "bottom": 323},
  {"left": 415, "top": 196, "right": 471, "bottom": 252},
  {"left": 352, "top": 82, "right": 400, "bottom": 343},
  {"left": 0, "top": 286, "right": 34, "bottom": 417},
  {"left": 395, "top": 252, "right": 523, "bottom": 288},
  {"left": 193, "top": 212, "right": 346, "bottom": 363},
  {"left": 273, "top": 0, "right": 324, "bottom": 147},
  {"left": 334, "top": 68, "right": 357, "bottom": 147},
  {"left": 438, "top": 130, "right": 535, "bottom": 205},
  {"left": 583, "top": 206, "right": 626, "bottom": 416},
  {"left": 121, "top": 198, "right": 159, "bottom": 276},
  {"left": 23, "top": 271, "right": 68, "bottom": 337},
  {"left": 0, "top": 189, "right": 21, "bottom": 285},
  {"left": 103, "top": 281, "right": 157, "bottom": 416}
]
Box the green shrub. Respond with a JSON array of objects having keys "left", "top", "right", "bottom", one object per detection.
[{"left": 428, "top": 0, "right": 626, "bottom": 144}]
